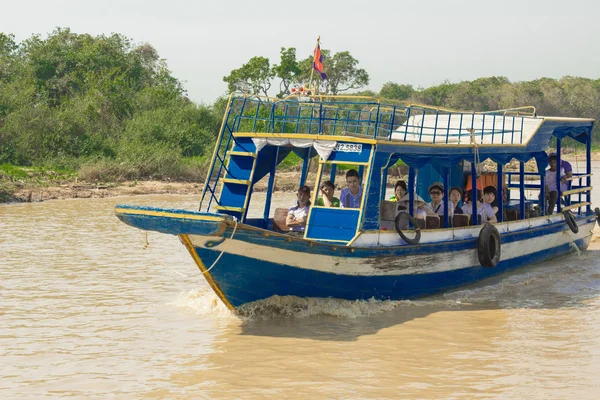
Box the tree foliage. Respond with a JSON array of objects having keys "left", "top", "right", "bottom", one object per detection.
[
  {"left": 224, "top": 47, "right": 370, "bottom": 97},
  {"left": 0, "top": 28, "right": 221, "bottom": 179}
]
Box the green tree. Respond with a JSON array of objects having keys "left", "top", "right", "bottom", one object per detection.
[
  {"left": 272, "top": 47, "right": 301, "bottom": 98},
  {"left": 223, "top": 56, "right": 273, "bottom": 96},
  {"left": 298, "top": 49, "right": 369, "bottom": 95},
  {"left": 379, "top": 82, "right": 414, "bottom": 101}
]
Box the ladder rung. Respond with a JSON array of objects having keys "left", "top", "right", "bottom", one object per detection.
[
  {"left": 228, "top": 151, "right": 257, "bottom": 158},
  {"left": 566, "top": 173, "right": 593, "bottom": 181},
  {"left": 561, "top": 202, "right": 591, "bottom": 212},
  {"left": 221, "top": 178, "right": 251, "bottom": 185},
  {"left": 562, "top": 186, "right": 592, "bottom": 196},
  {"left": 215, "top": 206, "right": 245, "bottom": 212}
]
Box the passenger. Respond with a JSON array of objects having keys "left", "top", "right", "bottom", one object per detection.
[
  {"left": 316, "top": 180, "right": 340, "bottom": 207},
  {"left": 389, "top": 180, "right": 407, "bottom": 202},
  {"left": 449, "top": 186, "right": 464, "bottom": 214},
  {"left": 286, "top": 186, "right": 311, "bottom": 234},
  {"left": 545, "top": 154, "right": 568, "bottom": 215},
  {"left": 340, "top": 169, "right": 362, "bottom": 208},
  {"left": 426, "top": 182, "right": 454, "bottom": 218},
  {"left": 399, "top": 193, "right": 437, "bottom": 220},
  {"left": 463, "top": 186, "right": 497, "bottom": 224}
]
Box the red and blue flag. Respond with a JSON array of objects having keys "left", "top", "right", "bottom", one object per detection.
[{"left": 313, "top": 41, "right": 327, "bottom": 80}]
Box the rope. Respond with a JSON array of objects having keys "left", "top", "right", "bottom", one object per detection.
[
  {"left": 469, "top": 128, "right": 481, "bottom": 177},
  {"left": 138, "top": 229, "right": 188, "bottom": 278},
  {"left": 204, "top": 216, "right": 238, "bottom": 274}
]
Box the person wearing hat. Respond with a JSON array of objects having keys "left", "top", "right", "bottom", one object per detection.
[
  {"left": 426, "top": 182, "right": 454, "bottom": 218},
  {"left": 286, "top": 186, "right": 311, "bottom": 234},
  {"left": 398, "top": 193, "right": 437, "bottom": 220}
]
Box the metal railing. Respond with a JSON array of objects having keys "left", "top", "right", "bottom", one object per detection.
[{"left": 223, "top": 95, "right": 535, "bottom": 145}]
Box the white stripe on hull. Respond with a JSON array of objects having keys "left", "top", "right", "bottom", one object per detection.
[{"left": 187, "top": 220, "right": 594, "bottom": 277}]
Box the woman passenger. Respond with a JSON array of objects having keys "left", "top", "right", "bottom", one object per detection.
[
  {"left": 426, "top": 182, "right": 454, "bottom": 218},
  {"left": 449, "top": 186, "right": 464, "bottom": 214},
  {"left": 389, "top": 180, "right": 407, "bottom": 202}
]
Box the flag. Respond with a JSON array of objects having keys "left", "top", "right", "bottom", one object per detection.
[{"left": 313, "top": 40, "right": 327, "bottom": 80}]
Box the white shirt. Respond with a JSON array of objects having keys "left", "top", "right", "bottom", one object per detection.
[
  {"left": 287, "top": 204, "right": 309, "bottom": 231},
  {"left": 463, "top": 202, "right": 496, "bottom": 223},
  {"left": 426, "top": 201, "right": 454, "bottom": 217}
]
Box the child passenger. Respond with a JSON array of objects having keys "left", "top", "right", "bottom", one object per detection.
[
  {"left": 340, "top": 169, "right": 362, "bottom": 208},
  {"left": 316, "top": 180, "right": 340, "bottom": 207},
  {"left": 463, "top": 186, "right": 497, "bottom": 224},
  {"left": 286, "top": 186, "right": 311, "bottom": 234}
]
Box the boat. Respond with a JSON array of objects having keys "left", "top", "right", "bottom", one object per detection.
[{"left": 115, "top": 94, "right": 599, "bottom": 312}]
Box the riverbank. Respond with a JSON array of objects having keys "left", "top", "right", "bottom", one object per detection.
[{"left": 1, "top": 152, "right": 597, "bottom": 203}]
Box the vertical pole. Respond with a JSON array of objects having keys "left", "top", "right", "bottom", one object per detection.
[
  {"left": 329, "top": 163, "right": 337, "bottom": 184},
  {"left": 263, "top": 147, "right": 279, "bottom": 227},
  {"left": 556, "top": 139, "right": 562, "bottom": 213},
  {"left": 381, "top": 167, "right": 389, "bottom": 202},
  {"left": 443, "top": 167, "right": 449, "bottom": 228},
  {"left": 519, "top": 161, "right": 526, "bottom": 220},
  {"left": 587, "top": 133, "right": 592, "bottom": 214},
  {"left": 408, "top": 167, "right": 415, "bottom": 217},
  {"left": 471, "top": 161, "right": 478, "bottom": 224},
  {"left": 497, "top": 162, "right": 503, "bottom": 222},
  {"left": 300, "top": 150, "right": 310, "bottom": 187},
  {"left": 539, "top": 163, "right": 546, "bottom": 216}
]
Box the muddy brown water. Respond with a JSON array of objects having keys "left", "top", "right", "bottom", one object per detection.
[{"left": 2, "top": 164, "right": 600, "bottom": 399}]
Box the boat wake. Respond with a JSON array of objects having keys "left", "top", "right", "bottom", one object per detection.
[{"left": 170, "top": 248, "right": 600, "bottom": 320}]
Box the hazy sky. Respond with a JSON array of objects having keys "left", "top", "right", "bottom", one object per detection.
[{"left": 3, "top": 0, "right": 599, "bottom": 103}]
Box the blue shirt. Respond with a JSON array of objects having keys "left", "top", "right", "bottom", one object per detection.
[{"left": 340, "top": 187, "right": 363, "bottom": 208}]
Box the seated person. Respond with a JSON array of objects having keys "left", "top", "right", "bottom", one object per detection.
[
  {"left": 340, "top": 169, "right": 362, "bottom": 208},
  {"left": 389, "top": 180, "right": 407, "bottom": 202},
  {"left": 426, "top": 182, "right": 454, "bottom": 218},
  {"left": 286, "top": 186, "right": 311, "bottom": 234},
  {"left": 449, "top": 186, "right": 464, "bottom": 214},
  {"left": 316, "top": 180, "right": 340, "bottom": 207},
  {"left": 398, "top": 193, "right": 438, "bottom": 220},
  {"left": 545, "top": 153, "right": 568, "bottom": 215},
  {"left": 463, "top": 186, "right": 497, "bottom": 224}
]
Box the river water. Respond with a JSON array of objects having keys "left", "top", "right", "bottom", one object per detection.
[{"left": 2, "top": 166, "right": 600, "bottom": 399}]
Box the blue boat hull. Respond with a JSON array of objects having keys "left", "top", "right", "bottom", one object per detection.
[{"left": 116, "top": 205, "right": 596, "bottom": 312}]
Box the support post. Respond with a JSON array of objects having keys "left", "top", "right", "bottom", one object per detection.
[
  {"left": 497, "top": 163, "right": 503, "bottom": 222},
  {"left": 519, "top": 161, "right": 526, "bottom": 220},
  {"left": 443, "top": 167, "right": 449, "bottom": 228},
  {"left": 263, "top": 147, "right": 279, "bottom": 227},
  {"left": 471, "top": 161, "right": 478, "bottom": 224},
  {"left": 408, "top": 167, "right": 415, "bottom": 218},
  {"left": 556, "top": 139, "right": 562, "bottom": 213}
]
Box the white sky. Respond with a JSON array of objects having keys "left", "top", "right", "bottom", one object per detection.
[{"left": 3, "top": 0, "right": 599, "bottom": 103}]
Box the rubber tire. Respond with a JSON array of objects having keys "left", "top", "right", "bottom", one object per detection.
[
  {"left": 477, "top": 223, "right": 501, "bottom": 268},
  {"left": 563, "top": 210, "right": 579, "bottom": 234},
  {"left": 594, "top": 208, "right": 600, "bottom": 227},
  {"left": 394, "top": 212, "right": 421, "bottom": 245}
]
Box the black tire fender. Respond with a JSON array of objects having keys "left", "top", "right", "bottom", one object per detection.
[
  {"left": 594, "top": 207, "right": 600, "bottom": 227},
  {"left": 563, "top": 210, "right": 579, "bottom": 234},
  {"left": 477, "top": 223, "right": 501, "bottom": 268},
  {"left": 394, "top": 212, "right": 421, "bottom": 245}
]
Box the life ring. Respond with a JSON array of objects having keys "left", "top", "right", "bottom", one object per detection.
[
  {"left": 563, "top": 210, "right": 579, "bottom": 234},
  {"left": 394, "top": 212, "right": 421, "bottom": 245},
  {"left": 594, "top": 208, "right": 600, "bottom": 227},
  {"left": 477, "top": 223, "right": 501, "bottom": 268}
]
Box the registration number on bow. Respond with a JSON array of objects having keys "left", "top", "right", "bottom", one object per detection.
[{"left": 335, "top": 143, "right": 362, "bottom": 153}]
